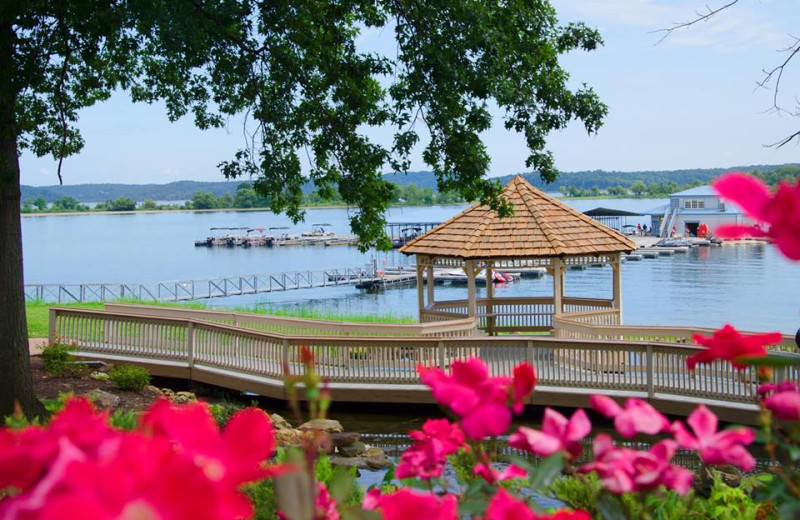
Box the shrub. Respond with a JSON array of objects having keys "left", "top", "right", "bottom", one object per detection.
[
  {"left": 109, "top": 409, "right": 139, "bottom": 430},
  {"left": 109, "top": 364, "right": 151, "bottom": 391},
  {"left": 209, "top": 401, "right": 244, "bottom": 428},
  {"left": 41, "top": 342, "right": 85, "bottom": 376}
]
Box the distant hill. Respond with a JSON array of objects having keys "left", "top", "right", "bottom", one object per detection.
[{"left": 22, "top": 163, "right": 797, "bottom": 202}]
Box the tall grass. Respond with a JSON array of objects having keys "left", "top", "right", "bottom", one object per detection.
[{"left": 25, "top": 299, "right": 413, "bottom": 338}]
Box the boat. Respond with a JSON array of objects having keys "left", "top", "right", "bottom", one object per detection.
[
  {"left": 440, "top": 269, "right": 518, "bottom": 285},
  {"left": 194, "top": 227, "right": 249, "bottom": 247},
  {"left": 391, "top": 227, "right": 422, "bottom": 248}
]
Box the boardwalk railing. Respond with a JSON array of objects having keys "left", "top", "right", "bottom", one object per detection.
[
  {"left": 422, "top": 297, "right": 617, "bottom": 332},
  {"left": 103, "top": 304, "right": 478, "bottom": 338},
  {"left": 49, "top": 307, "right": 800, "bottom": 423},
  {"left": 553, "top": 312, "right": 797, "bottom": 350},
  {"left": 26, "top": 266, "right": 377, "bottom": 303}
]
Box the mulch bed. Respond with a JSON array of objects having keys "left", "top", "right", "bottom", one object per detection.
[{"left": 29, "top": 356, "right": 161, "bottom": 413}]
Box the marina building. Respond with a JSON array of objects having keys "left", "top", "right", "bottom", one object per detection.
[{"left": 646, "top": 185, "right": 750, "bottom": 237}]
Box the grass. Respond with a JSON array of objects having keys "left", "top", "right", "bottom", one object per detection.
[{"left": 25, "top": 299, "right": 413, "bottom": 338}]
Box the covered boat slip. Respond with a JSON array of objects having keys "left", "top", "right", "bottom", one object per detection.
[{"left": 399, "top": 176, "right": 634, "bottom": 335}]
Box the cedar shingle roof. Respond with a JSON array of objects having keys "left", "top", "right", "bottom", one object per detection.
[{"left": 399, "top": 176, "right": 636, "bottom": 259}]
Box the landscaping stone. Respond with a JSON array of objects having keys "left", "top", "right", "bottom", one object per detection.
[
  {"left": 330, "top": 431, "right": 360, "bottom": 447},
  {"left": 337, "top": 441, "right": 366, "bottom": 458},
  {"left": 85, "top": 389, "right": 120, "bottom": 410},
  {"left": 275, "top": 429, "right": 306, "bottom": 447},
  {"left": 330, "top": 452, "right": 392, "bottom": 471},
  {"left": 270, "top": 413, "right": 292, "bottom": 430},
  {"left": 298, "top": 418, "right": 343, "bottom": 433},
  {"left": 173, "top": 391, "right": 197, "bottom": 404}
]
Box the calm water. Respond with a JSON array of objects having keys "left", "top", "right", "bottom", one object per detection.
[{"left": 22, "top": 198, "right": 800, "bottom": 334}]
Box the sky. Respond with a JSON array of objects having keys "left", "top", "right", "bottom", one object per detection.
[{"left": 19, "top": 0, "right": 800, "bottom": 187}]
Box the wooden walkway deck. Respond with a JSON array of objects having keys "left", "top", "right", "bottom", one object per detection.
[{"left": 47, "top": 306, "right": 799, "bottom": 425}]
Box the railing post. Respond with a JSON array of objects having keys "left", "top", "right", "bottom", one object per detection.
[
  {"left": 438, "top": 340, "right": 445, "bottom": 369},
  {"left": 527, "top": 340, "right": 534, "bottom": 367},
  {"left": 646, "top": 344, "right": 654, "bottom": 399},
  {"left": 187, "top": 321, "right": 195, "bottom": 371},
  {"left": 48, "top": 308, "right": 57, "bottom": 343},
  {"left": 282, "top": 338, "right": 290, "bottom": 370}
]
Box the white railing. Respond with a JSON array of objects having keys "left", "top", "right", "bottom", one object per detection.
[
  {"left": 103, "top": 304, "right": 477, "bottom": 338},
  {"left": 422, "top": 297, "right": 615, "bottom": 332},
  {"left": 553, "top": 313, "right": 796, "bottom": 350},
  {"left": 49, "top": 307, "right": 800, "bottom": 422}
]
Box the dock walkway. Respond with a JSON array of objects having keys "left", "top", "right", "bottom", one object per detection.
[{"left": 47, "top": 305, "right": 800, "bottom": 424}]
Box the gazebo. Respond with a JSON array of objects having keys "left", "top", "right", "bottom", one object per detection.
[{"left": 399, "top": 176, "right": 637, "bottom": 335}]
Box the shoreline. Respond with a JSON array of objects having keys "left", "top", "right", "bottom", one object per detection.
[{"left": 20, "top": 195, "right": 667, "bottom": 218}]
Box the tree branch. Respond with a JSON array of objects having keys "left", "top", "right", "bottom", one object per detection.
[{"left": 651, "top": 0, "right": 741, "bottom": 45}]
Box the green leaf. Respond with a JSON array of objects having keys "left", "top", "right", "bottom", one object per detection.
[
  {"left": 328, "top": 466, "right": 356, "bottom": 503},
  {"left": 457, "top": 480, "right": 494, "bottom": 516},
  {"left": 597, "top": 494, "right": 627, "bottom": 520},
  {"left": 340, "top": 506, "right": 382, "bottom": 520},
  {"left": 739, "top": 353, "right": 800, "bottom": 367},
  {"left": 525, "top": 453, "right": 565, "bottom": 493},
  {"left": 381, "top": 466, "right": 395, "bottom": 485}
]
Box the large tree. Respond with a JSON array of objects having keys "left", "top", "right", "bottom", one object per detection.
[{"left": 0, "top": 0, "right": 607, "bottom": 417}]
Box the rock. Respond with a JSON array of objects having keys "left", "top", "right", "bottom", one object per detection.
[
  {"left": 173, "top": 391, "right": 197, "bottom": 404},
  {"left": 364, "top": 453, "right": 393, "bottom": 470},
  {"left": 145, "top": 385, "right": 163, "bottom": 395},
  {"left": 329, "top": 447, "right": 392, "bottom": 471},
  {"left": 330, "top": 432, "right": 360, "bottom": 447},
  {"left": 298, "top": 419, "right": 343, "bottom": 433},
  {"left": 363, "top": 446, "right": 385, "bottom": 458},
  {"left": 85, "top": 389, "right": 120, "bottom": 410},
  {"left": 275, "top": 429, "right": 306, "bottom": 447},
  {"left": 329, "top": 456, "right": 366, "bottom": 469},
  {"left": 270, "top": 413, "right": 293, "bottom": 430},
  {"left": 337, "top": 441, "right": 366, "bottom": 458}
]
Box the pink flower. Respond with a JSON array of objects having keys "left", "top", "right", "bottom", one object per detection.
[
  {"left": 511, "top": 362, "right": 537, "bottom": 414},
  {"left": 0, "top": 397, "right": 282, "bottom": 520},
  {"left": 713, "top": 173, "right": 800, "bottom": 260},
  {"left": 765, "top": 390, "right": 800, "bottom": 421},
  {"left": 671, "top": 405, "right": 755, "bottom": 471},
  {"left": 481, "top": 489, "right": 590, "bottom": 520},
  {"left": 590, "top": 395, "right": 670, "bottom": 438},
  {"left": 396, "top": 419, "right": 465, "bottom": 479},
  {"left": 581, "top": 434, "right": 693, "bottom": 495},
  {"left": 473, "top": 462, "right": 528, "bottom": 483},
  {"left": 315, "top": 483, "right": 339, "bottom": 520},
  {"left": 419, "top": 358, "right": 515, "bottom": 439},
  {"left": 688, "top": 324, "right": 782, "bottom": 371},
  {"left": 508, "top": 408, "right": 590, "bottom": 460},
  {"left": 758, "top": 381, "right": 798, "bottom": 399},
  {"left": 371, "top": 489, "right": 458, "bottom": 520}
]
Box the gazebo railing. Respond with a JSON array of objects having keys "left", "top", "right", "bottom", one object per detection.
[
  {"left": 422, "top": 296, "right": 617, "bottom": 333},
  {"left": 553, "top": 313, "right": 796, "bottom": 350}
]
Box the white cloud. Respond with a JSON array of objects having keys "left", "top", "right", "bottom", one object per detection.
[{"left": 554, "top": 0, "right": 787, "bottom": 51}]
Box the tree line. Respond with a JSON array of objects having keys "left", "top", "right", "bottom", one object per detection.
[{"left": 21, "top": 182, "right": 466, "bottom": 213}]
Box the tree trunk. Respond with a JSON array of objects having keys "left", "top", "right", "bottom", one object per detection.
[{"left": 0, "top": 21, "right": 44, "bottom": 419}]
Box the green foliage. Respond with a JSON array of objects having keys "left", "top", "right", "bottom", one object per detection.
[
  {"left": 107, "top": 197, "right": 137, "bottom": 211},
  {"left": 316, "top": 455, "right": 363, "bottom": 508},
  {"left": 108, "top": 364, "right": 151, "bottom": 392},
  {"left": 41, "top": 342, "right": 86, "bottom": 376},
  {"left": 109, "top": 409, "right": 139, "bottom": 430},
  {"left": 209, "top": 401, "right": 244, "bottom": 429},
  {"left": 245, "top": 479, "right": 278, "bottom": 520},
  {"left": 3, "top": 393, "right": 70, "bottom": 429},
  {"left": 139, "top": 199, "right": 158, "bottom": 210},
  {"left": 550, "top": 472, "right": 777, "bottom": 520}
]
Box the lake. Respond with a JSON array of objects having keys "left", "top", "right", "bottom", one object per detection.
[{"left": 22, "top": 198, "right": 800, "bottom": 334}]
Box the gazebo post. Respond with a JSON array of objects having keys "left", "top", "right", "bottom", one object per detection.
[
  {"left": 464, "top": 259, "right": 478, "bottom": 318},
  {"left": 485, "top": 261, "right": 494, "bottom": 335},
  {"left": 552, "top": 257, "right": 563, "bottom": 316},
  {"left": 426, "top": 259, "right": 435, "bottom": 308},
  {"left": 611, "top": 252, "right": 622, "bottom": 323},
  {"left": 416, "top": 260, "right": 425, "bottom": 320}
]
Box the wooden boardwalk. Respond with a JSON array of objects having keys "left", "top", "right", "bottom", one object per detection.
[{"left": 48, "top": 305, "right": 800, "bottom": 424}]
